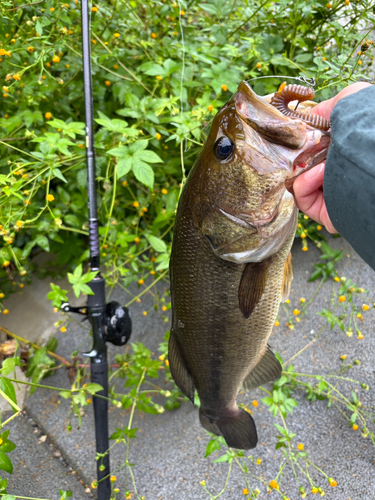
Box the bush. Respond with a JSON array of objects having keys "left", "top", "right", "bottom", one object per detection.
[{"left": 0, "top": 0, "right": 373, "bottom": 298}]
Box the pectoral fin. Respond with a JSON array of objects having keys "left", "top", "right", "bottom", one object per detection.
[
  {"left": 168, "top": 330, "right": 195, "bottom": 402},
  {"left": 281, "top": 252, "right": 293, "bottom": 302},
  {"left": 238, "top": 258, "right": 272, "bottom": 319},
  {"left": 242, "top": 347, "right": 282, "bottom": 391}
]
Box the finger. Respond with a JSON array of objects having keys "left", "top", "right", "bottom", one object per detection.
[{"left": 293, "top": 163, "right": 325, "bottom": 199}]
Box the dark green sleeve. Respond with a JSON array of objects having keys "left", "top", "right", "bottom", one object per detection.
[{"left": 323, "top": 85, "right": 375, "bottom": 270}]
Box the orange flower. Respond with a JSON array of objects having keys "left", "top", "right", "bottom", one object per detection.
[
  {"left": 293, "top": 309, "right": 300, "bottom": 316},
  {"left": 13, "top": 74, "right": 21, "bottom": 81},
  {"left": 338, "top": 295, "right": 346, "bottom": 302},
  {"left": 242, "top": 489, "right": 249, "bottom": 495},
  {"left": 133, "top": 201, "right": 140, "bottom": 208},
  {"left": 104, "top": 80, "right": 111, "bottom": 86},
  {"left": 252, "top": 400, "right": 258, "bottom": 407},
  {"left": 151, "top": 33, "right": 157, "bottom": 39},
  {"left": 328, "top": 478, "right": 337, "bottom": 487},
  {"left": 207, "top": 105, "right": 214, "bottom": 112},
  {"left": 269, "top": 480, "right": 279, "bottom": 490},
  {"left": 60, "top": 326, "right": 67, "bottom": 332},
  {"left": 362, "top": 304, "right": 370, "bottom": 311},
  {"left": 3, "top": 310, "right": 9, "bottom": 315},
  {"left": 52, "top": 55, "right": 60, "bottom": 63},
  {"left": 138, "top": 279, "right": 145, "bottom": 285},
  {"left": 162, "top": 188, "right": 168, "bottom": 195},
  {"left": 162, "top": 305, "right": 167, "bottom": 311},
  {"left": 297, "top": 443, "right": 304, "bottom": 450},
  {"left": 134, "top": 237, "right": 140, "bottom": 244},
  {"left": 256, "top": 62, "right": 262, "bottom": 69},
  {"left": 274, "top": 320, "right": 279, "bottom": 327},
  {"left": 45, "top": 112, "right": 52, "bottom": 120},
  {"left": 221, "top": 84, "right": 228, "bottom": 91},
  {"left": 352, "top": 424, "right": 358, "bottom": 431}
]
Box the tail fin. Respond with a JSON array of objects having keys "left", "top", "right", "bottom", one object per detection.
[{"left": 199, "top": 407, "right": 258, "bottom": 450}]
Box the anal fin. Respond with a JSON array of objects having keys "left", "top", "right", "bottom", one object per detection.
[
  {"left": 281, "top": 252, "right": 293, "bottom": 302},
  {"left": 168, "top": 330, "right": 195, "bottom": 402},
  {"left": 242, "top": 347, "right": 282, "bottom": 391},
  {"left": 238, "top": 257, "right": 273, "bottom": 319}
]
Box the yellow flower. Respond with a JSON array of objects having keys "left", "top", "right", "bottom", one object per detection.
[
  {"left": 326, "top": 3, "right": 332, "bottom": 8},
  {"left": 13, "top": 74, "right": 21, "bottom": 81},
  {"left": 200, "top": 480, "right": 206, "bottom": 486},
  {"left": 173, "top": 31, "right": 178, "bottom": 36},
  {"left": 252, "top": 400, "right": 258, "bottom": 407},
  {"left": 357, "top": 332, "right": 364, "bottom": 339},
  {"left": 156, "top": 75, "right": 163, "bottom": 80},
  {"left": 362, "top": 304, "right": 370, "bottom": 311},
  {"left": 300, "top": 297, "right": 306, "bottom": 303},
  {"left": 46, "top": 194, "right": 55, "bottom": 202},
  {"left": 151, "top": 33, "right": 157, "bottom": 39},
  {"left": 91, "top": 481, "right": 98, "bottom": 489},
  {"left": 3, "top": 309, "right": 9, "bottom": 315},
  {"left": 312, "top": 487, "right": 318, "bottom": 494},
  {"left": 358, "top": 60, "right": 363, "bottom": 65},
  {"left": 138, "top": 279, "right": 144, "bottom": 285},
  {"left": 143, "top": 311, "right": 148, "bottom": 316},
  {"left": 110, "top": 475, "right": 117, "bottom": 482},
  {"left": 159, "top": 354, "right": 165, "bottom": 361},
  {"left": 165, "top": 359, "right": 169, "bottom": 366},
  {"left": 122, "top": 181, "right": 128, "bottom": 187},
  {"left": 114, "top": 33, "right": 120, "bottom": 38},
  {"left": 304, "top": 214, "right": 309, "bottom": 219},
  {"left": 16, "top": 220, "right": 23, "bottom": 228},
  {"left": 0, "top": 293, "right": 4, "bottom": 299},
  {"left": 256, "top": 62, "right": 262, "bottom": 69},
  {"left": 274, "top": 320, "right": 279, "bottom": 327},
  {"left": 155, "top": 132, "right": 161, "bottom": 140},
  {"left": 134, "top": 237, "right": 140, "bottom": 244},
  {"left": 162, "top": 305, "right": 167, "bottom": 311},
  {"left": 328, "top": 478, "right": 337, "bottom": 487},
  {"left": 221, "top": 84, "right": 228, "bottom": 91},
  {"left": 60, "top": 326, "right": 67, "bottom": 332},
  {"left": 113, "top": 64, "right": 119, "bottom": 69},
  {"left": 300, "top": 233, "right": 306, "bottom": 239},
  {"left": 285, "top": 299, "right": 290, "bottom": 304},
  {"left": 242, "top": 489, "right": 249, "bottom": 495},
  {"left": 92, "top": 6, "right": 98, "bottom": 12},
  {"left": 345, "top": 0, "right": 350, "bottom": 4},
  {"left": 133, "top": 201, "right": 140, "bottom": 208},
  {"left": 162, "top": 188, "right": 168, "bottom": 195},
  {"left": 207, "top": 105, "right": 214, "bottom": 112},
  {"left": 293, "top": 309, "right": 300, "bottom": 316},
  {"left": 45, "top": 112, "right": 52, "bottom": 120},
  {"left": 302, "top": 246, "right": 308, "bottom": 251},
  {"left": 334, "top": 276, "right": 340, "bottom": 282},
  {"left": 104, "top": 80, "right": 111, "bottom": 86},
  {"left": 180, "top": 10, "right": 185, "bottom": 15},
  {"left": 20, "top": 284, "right": 24, "bottom": 289},
  {"left": 340, "top": 354, "right": 347, "bottom": 360},
  {"left": 256, "top": 458, "right": 262, "bottom": 465},
  {"left": 352, "top": 424, "right": 358, "bottom": 430},
  {"left": 114, "top": 489, "right": 120, "bottom": 493},
  {"left": 52, "top": 55, "right": 60, "bottom": 63},
  {"left": 269, "top": 480, "right": 279, "bottom": 490},
  {"left": 317, "top": 225, "right": 322, "bottom": 230},
  {"left": 297, "top": 443, "right": 304, "bottom": 450},
  {"left": 338, "top": 295, "right": 346, "bottom": 302}
]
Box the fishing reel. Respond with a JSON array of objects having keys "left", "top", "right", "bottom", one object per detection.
[{"left": 61, "top": 299, "right": 132, "bottom": 347}]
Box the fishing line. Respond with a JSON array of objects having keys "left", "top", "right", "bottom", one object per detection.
[{"left": 247, "top": 75, "right": 316, "bottom": 87}]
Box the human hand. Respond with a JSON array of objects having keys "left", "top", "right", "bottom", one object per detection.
[{"left": 292, "top": 82, "right": 372, "bottom": 234}]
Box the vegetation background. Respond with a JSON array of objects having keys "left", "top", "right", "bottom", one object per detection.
[{"left": 0, "top": 0, "right": 374, "bottom": 498}]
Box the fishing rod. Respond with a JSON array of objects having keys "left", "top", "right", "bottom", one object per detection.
[{"left": 61, "top": 0, "right": 132, "bottom": 498}]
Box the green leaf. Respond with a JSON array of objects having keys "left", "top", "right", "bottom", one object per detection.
[
  {"left": 53, "top": 168, "right": 68, "bottom": 183},
  {"left": 138, "top": 150, "right": 163, "bottom": 164},
  {"left": 84, "top": 383, "right": 103, "bottom": 394},
  {"left": 146, "top": 235, "right": 167, "bottom": 253},
  {"left": 132, "top": 160, "right": 154, "bottom": 188},
  {"left": 59, "top": 391, "right": 71, "bottom": 399},
  {"left": 0, "top": 359, "right": 15, "bottom": 377},
  {"left": 116, "top": 158, "right": 132, "bottom": 179},
  {"left": 205, "top": 439, "right": 221, "bottom": 458},
  {"left": 0, "top": 452, "right": 13, "bottom": 474},
  {"left": 0, "top": 377, "right": 17, "bottom": 413}
]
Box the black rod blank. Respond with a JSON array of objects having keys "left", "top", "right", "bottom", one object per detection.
[{"left": 80, "top": 0, "right": 110, "bottom": 498}]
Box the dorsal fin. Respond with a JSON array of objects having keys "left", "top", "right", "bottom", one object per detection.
[
  {"left": 242, "top": 347, "right": 282, "bottom": 391},
  {"left": 238, "top": 258, "right": 273, "bottom": 319},
  {"left": 281, "top": 252, "right": 293, "bottom": 302}
]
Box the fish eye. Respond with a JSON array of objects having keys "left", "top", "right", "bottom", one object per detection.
[{"left": 213, "top": 136, "right": 234, "bottom": 161}]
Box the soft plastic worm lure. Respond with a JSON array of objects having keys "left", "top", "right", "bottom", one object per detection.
[{"left": 270, "top": 82, "right": 331, "bottom": 131}]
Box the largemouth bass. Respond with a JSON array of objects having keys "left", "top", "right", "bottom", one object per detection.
[{"left": 169, "top": 81, "right": 330, "bottom": 450}]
